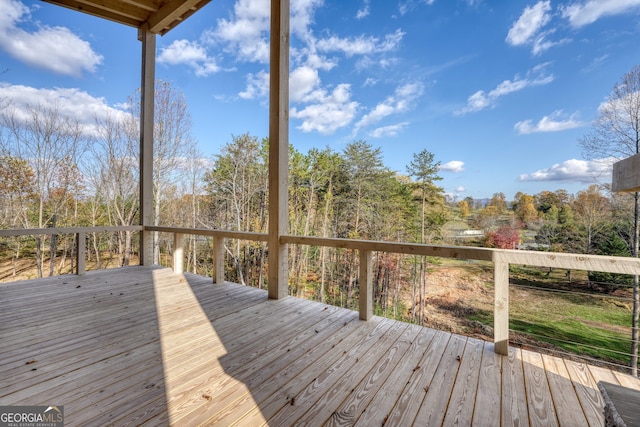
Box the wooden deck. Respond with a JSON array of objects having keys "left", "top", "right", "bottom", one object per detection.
[{"left": 1, "top": 267, "right": 639, "bottom": 426}]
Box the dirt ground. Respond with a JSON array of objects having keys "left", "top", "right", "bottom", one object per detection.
[{"left": 417, "top": 265, "right": 495, "bottom": 341}]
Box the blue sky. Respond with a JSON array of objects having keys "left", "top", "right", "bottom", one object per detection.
[{"left": 1, "top": 0, "right": 640, "bottom": 200}]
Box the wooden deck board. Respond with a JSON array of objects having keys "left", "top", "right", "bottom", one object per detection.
[
  {"left": 325, "top": 323, "right": 422, "bottom": 427},
  {"left": 502, "top": 347, "right": 530, "bottom": 427},
  {"left": 541, "top": 354, "right": 589, "bottom": 427},
  {"left": 443, "top": 337, "right": 484, "bottom": 426},
  {"left": 471, "top": 341, "right": 502, "bottom": 426},
  {"left": 521, "top": 349, "right": 559, "bottom": 426},
  {"left": 383, "top": 329, "right": 452, "bottom": 426},
  {"left": 0, "top": 266, "right": 637, "bottom": 426},
  {"left": 353, "top": 326, "right": 438, "bottom": 426}
]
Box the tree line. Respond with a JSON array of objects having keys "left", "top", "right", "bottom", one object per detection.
[{"left": 0, "top": 93, "right": 635, "bottom": 312}]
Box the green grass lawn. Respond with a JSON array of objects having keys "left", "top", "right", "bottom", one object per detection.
[{"left": 471, "top": 268, "right": 633, "bottom": 366}]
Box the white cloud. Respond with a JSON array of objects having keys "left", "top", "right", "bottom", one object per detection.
[
  {"left": 239, "top": 65, "right": 324, "bottom": 101},
  {"left": 357, "top": 0, "right": 370, "bottom": 19},
  {"left": 0, "top": 83, "right": 130, "bottom": 136},
  {"left": 515, "top": 110, "right": 586, "bottom": 134},
  {"left": 506, "top": 1, "right": 570, "bottom": 55},
  {"left": 316, "top": 29, "right": 405, "bottom": 57},
  {"left": 291, "top": 84, "right": 359, "bottom": 134},
  {"left": 532, "top": 33, "right": 571, "bottom": 55},
  {"left": 239, "top": 70, "right": 270, "bottom": 99},
  {"left": 455, "top": 64, "right": 554, "bottom": 115},
  {"left": 506, "top": 1, "right": 552, "bottom": 46},
  {"left": 158, "top": 39, "right": 220, "bottom": 77},
  {"left": 190, "top": 0, "right": 414, "bottom": 136},
  {"left": 209, "top": 0, "right": 323, "bottom": 63},
  {"left": 290, "top": 66, "right": 320, "bottom": 102},
  {"left": 209, "top": 0, "right": 270, "bottom": 63},
  {"left": 399, "top": 0, "right": 436, "bottom": 15},
  {"left": 562, "top": 0, "right": 640, "bottom": 28},
  {"left": 440, "top": 161, "right": 465, "bottom": 173},
  {"left": 305, "top": 52, "right": 337, "bottom": 71},
  {"left": 291, "top": 0, "right": 324, "bottom": 39},
  {"left": 519, "top": 158, "right": 614, "bottom": 182},
  {"left": 0, "top": 0, "right": 102, "bottom": 77},
  {"left": 363, "top": 77, "right": 378, "bottom": 87},
  {"left": 355, "top": 82, "right": 424, "bottom": 132},
  {"left": 597, "top": 87, "right": 640, "bottom": 115},
  {"left": 369, "top": 122, "right": 409, "bottom": 138},
  {"left": 455, "top": 186, "right": 465, "bottom": 192}
]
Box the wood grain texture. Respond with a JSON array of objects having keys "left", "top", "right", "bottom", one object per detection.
[
  {"left": 521, "top": 349, "right": 559, "bottom": 427},
  {"left": 541, "top": 354, "right": 589, "bottom": 427},
  {"left": 1, "top": 266, "right": 635, "bottom": 426},
  {"left": 502, "top": 347, "right": 530, "bottom": 427},
  {"left": 472, "top": 342, "right": 502, "bottom": 427},
  {"left": 564, "top": 359, "right": 606, "bottom": 427}
]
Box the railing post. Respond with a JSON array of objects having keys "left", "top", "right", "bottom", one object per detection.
[
  {"left": 359, "top": 250, "right": 373, "bottom": 320},
  {"left": 213, "top": 236, "right": 225, "bottom": 284},
  {"left": 138, "top": 26, "right": 155, "bottom": 266},
  {"left": 494, "top": 260, "right": 509, "bottom": 355},
  {"left": 173, "top": 233, "right": 184, "bottom": 274},
  {"left": 76, "top": 232, "right": 86, "bottom": 276},
  {"left": 267, "top": 0, "right": 290, "bottom": 300}
]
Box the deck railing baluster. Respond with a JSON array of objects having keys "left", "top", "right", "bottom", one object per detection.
[
  {"left": 76, "top": 232, "right": 86, "bottom": 275},
  {"left": 494, "top": 260, "right": 510, "bottom": 355},
  {"left": 173, "top": 233, "right": 184, "bottom": 274},
  {"left": 213, "top": 236, "right": 225, "bottom": 284},
  {"left": 359, "top": 250, "right": 373, "bottom": 321}
]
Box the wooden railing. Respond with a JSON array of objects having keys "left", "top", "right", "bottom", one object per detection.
[
  {"left": 146, "top": 226, "right": 268, "bottom": 284},
  {"left": 3, "top": 225, "right": 640, "bottom": 356},
  {"left": 155, "top": 227, "right": 640, "bottom": 356},
  {"left": 0, "top": 226, "right": 143, "bottom": 275}
]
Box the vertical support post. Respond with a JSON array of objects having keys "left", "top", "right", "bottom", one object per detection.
[
  {"left": 359, "top": 250, "right": 373, "bottom": 320},
  {"left": 213, "top": 236, "right": 225, "bottom": 284},
  {"left": 268, "top": 0, "right": 290, "bottom": 299},
  {"left": 138, "top": 26, "right": 156, "bottom": 266},
  {"left": 173, "top": 233, "right": 184, "bottom": 274},
  {"left": 76, "top": 232, "right": 86, "bottom": 276},
  {"left": 494, "top": 260, "right": 510, "bottom": 355}
]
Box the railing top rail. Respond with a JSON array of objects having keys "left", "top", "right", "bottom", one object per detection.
[
  {"left": 0, "top": 225, "right": 143, "bottom": 237},
  {"left": 145, "top": 226, "right": 269, "bottom": 242},
  {"left": 281, "top": 234, "right": 640, "bottom": 275},
  {"left": 281, "top": 234, "right": 496, "bottom": 260},
  {"left": 2, "top": 226, "right": 639, "bottom": 275}
]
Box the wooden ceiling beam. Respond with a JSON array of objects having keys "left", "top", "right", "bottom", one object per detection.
[
  {"left": 58, "top": 0, "right": 149, "bottom": 21},
  {"left": 146, "top": 0, "right": 211, "bottom": 34},
  {"left": 119, "top": 0, "right": 160, "bottom": 13},
  {"left": 42, "top": 0, "right": 211, "bottom": 34},
  {"left": 42, "top": 0, "right": 142, "bottom": 28}
]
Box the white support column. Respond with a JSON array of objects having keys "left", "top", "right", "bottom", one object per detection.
[
  {"left": 213, "top": 236, "right": 225, "bottom": 284},
  {"left": 268, "top": 0, "right": 290, "bottom": 300},
  {"left": 359, "top": 250, "right": 373, "bottom": 320},
  {"left": 138, "top": 26, "right": 156, "bottom": 266},
  {"left": 173, "top": 233, "right": 184, "bottom": 274},
  {"left": 76, "top": 232, "right": 86, "bottom": 276},
  {"left": 494, "top": 260, "right": 510, "bottom": 355}
]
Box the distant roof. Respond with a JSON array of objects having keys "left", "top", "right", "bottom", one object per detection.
[{"left": 42, "top": 0, "right": 211, "bottom": 35}]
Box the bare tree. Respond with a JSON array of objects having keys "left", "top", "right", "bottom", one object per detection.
[
  {"left": 580, "top": 65, "right": 640, "bottom": 376},
  {"left": 129, "top": 81, "right": 197, "bottom": 264},
  {"left": 168, "top": 143, "right": 208, "bottom": 273},
  {"left": 0, "top": 102, "right": 86, "bottom": 277},
  {"left": 89, "top": 110, "right": 140, "bottom": 266}
]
